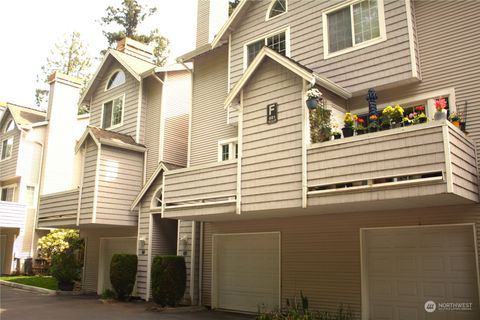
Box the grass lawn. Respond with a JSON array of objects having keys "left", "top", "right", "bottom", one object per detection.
[{"left": 0, "top": 276, "right": 57, "bottom": 290}]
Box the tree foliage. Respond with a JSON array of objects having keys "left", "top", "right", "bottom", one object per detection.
[
  {"left": 35, "top": 32, "right": 92, "bottom": 110},
  {"left": 37, "top": 229, "right": 82, "bottom": 260},
  {"left": 229, "top": 0, "right": 241, "bottom": 16},
  {"left": 99, "top": 0, "right": 169, "bottom": 66}
]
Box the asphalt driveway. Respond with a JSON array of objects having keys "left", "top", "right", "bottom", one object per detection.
[{"left": 0, "top": 285, "right": 253, "bottom": 320}]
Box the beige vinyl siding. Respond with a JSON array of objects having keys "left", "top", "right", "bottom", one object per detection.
[
  {"left": 95, "top": 145, "right": 143, "bottom": 226},
  {"left": 37, "top": 189, "right": 79, "bottom": 228},
  {"left": 178, "top": 220, "right": 193, "bottom": 302},
  {"left": 163, "top": 114, "right": 189, "bottom": 167},
  {"left": 89, "top": 61, "right": 140, "bottom": 140},
  {"left": 0, "top": 201, "right": 25, "bottom": 228},
  {"left": 0, "top": 124, "right": 20, "bottom": 180},
  {"left": 409, "top": 0, "right": 421, "bottom": 79},
  {"left": 136, "top": 172, "right": 177, "bottom": 298},
  {"left": 229, "top": 0, "right": 415, "bottom": 94},
  {"left": 202, "top": 205, "right": 480, "bottom": 316},
  {"left": 144, "top": 77, "right": 162, "bottom": 178},
  {"left": 196, "top": 0, "right": 209, "bottom": 48},
  {"left": 241, "top": 58, "right": 303, "bottom": 212},
  {"left": 190, "top": 46, "right": 237, "bottom": 166},
  {"left": 81, "top": 227, "right": 137, "bottom": 293},
  {"left": 79, "top": 138, "right": 97, "bottom": 224},
  {"left": 20, "top": 208, "right": 35, "bottom": 256}
]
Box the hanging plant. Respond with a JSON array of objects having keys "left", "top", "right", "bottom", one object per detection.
[
  {"left": 309, "top": 98, "right": 332, "bottom": 143},
  {"left": 305, "top": 88, "right": 322, "bottom": 110}
]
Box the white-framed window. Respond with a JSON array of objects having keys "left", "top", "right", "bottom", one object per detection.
[
  {"left": 244, "top": 28, "right": 290, "bottom": 68},
  {"left": 3, "top": 119, "right": 15, "bottom": 133},
  {"left": 151, "top": 187, "right": 163, "bottom": 209},
  {"left": 266, "top": 0, "right": 287, "bottom": 20},
  {"left": 101, "top": 95, "right": 124, "bottom": 129},
  {"left": 1, "top": 137, "right": 13, "bottom": 160},
  {"left": 218, "top": 138, "right": 238, "bottom": 162},
  {"left": 323, "top": 0, "right": 386, "bottom": 59},
  {"left": 26, "top": 186, "right": 35, "bottom": 207},
  {"left": 0, "top": 186, "right": 14, "bottom": 202},
  {"left": 105, "top": 70, "right": 126, "bottom": 90}
]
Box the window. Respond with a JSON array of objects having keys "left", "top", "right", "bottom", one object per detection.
[
  {"left": 102, "top": 96, "right": 124, "bottom": 129},
  {"left": 1, "top": 137, "right": 13, "bottom": 160},
  {"left": 246, "top": 30, "right": 289, "bottom": 66},
  {"left": 267, "top": 0, "right": 287, "bottom": 20},
  {"left": 324, "top": 0, "right": 385, "bottom": 57},
  {"left": 26, "top": 186, "right": 35, "bottom": 207},
  {"left": 218, "top": 139, "right": 238, "bottom": 162},
  {"left": 0, "top": 187, "right": 14, "bottom": 202},
  {"left": 3, "top": 119, "right": 15, "bottom": 133},
  {"left": 151, "top": 187, "right": 163, "bottom": 208},
  {"left": 106, "top": 70, "right": 126, "bottom": 90}
]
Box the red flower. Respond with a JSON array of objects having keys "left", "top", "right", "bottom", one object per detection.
[
  {"left": 415, "top": 106, "right": 425, "bottom": 112},
  {"left": 356, "top": 117, "right": 365, "bottom": 124},
  {"left": 435, "top": 98, "right": 446, "bottom": 111}
]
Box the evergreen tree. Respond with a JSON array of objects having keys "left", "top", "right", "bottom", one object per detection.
[
  {"left": 229, "top": 0, "right": 241, "bottom": 15},
  {"left": 99, "top": 0, "right": 169, "bottom": 66}
]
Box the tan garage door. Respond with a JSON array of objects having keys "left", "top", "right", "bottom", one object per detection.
[
  {"left": 364, "top": 225, "right": 479, "bottom": 320},
  {"left": 213, "top": 232, "right": 280, "bottom": 313}
]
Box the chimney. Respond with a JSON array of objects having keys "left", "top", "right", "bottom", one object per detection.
[
  {"left": 196, "top": 0, "right": 229, "bottom": 48},
  {"left": 41, "top": 72, "right": 84, "bottom": 195},
  {"left": 116, "top": 37, "right": 155, "bottom": 64}
]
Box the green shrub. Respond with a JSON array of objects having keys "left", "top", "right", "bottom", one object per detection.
[
  {"left": 100, "top": 288, "right": 116, "bottom": 299},
  {"left": 110, "top": 254, "right": 138, "bottom": 300},
  {"left": 50, "top": 251, "right": 79, "bottom": 291},
  {"left": 151, "top": 255, "right": 186, "bottom": 307}
]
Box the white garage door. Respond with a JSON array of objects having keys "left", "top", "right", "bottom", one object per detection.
[
  {"left": 364, "top": 225, "right": 479, "bottom": 320},
  {"left": 98, "top": 237, "right": 137, "bottom": 294},
  {"left": 213, "top": 232, "right": 280, "bottom": 313}
]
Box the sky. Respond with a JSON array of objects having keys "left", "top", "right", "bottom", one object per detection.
[{"left": 0, "top": 0, "right": 197, "bottom": 108}]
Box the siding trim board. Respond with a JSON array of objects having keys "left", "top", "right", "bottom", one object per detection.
[
  {"left": 92, "top": 145, "right": 101, "bottom": 223},
  {"left": 405, "top": 0, "right": 419, "bottom": 80}
]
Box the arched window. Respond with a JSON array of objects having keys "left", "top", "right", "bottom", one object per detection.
[
  {"left": 267, "top": 0, "right": 287, "bottom": 19},
  {"left": 3, "top": 119, "right": 15, "bottom": 133},
  {"left": 151, "top": 187, "right": 163, "bottom": 209},
  {"left": 106, "top": 70, "right": 126, "bottom": 90}
]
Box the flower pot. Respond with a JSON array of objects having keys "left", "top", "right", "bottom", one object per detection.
[
  {"left": 452, "top": 120, "right": 461, "bottom": 128},
  {"left": 392, "top": 122, "right": 402, "bottom": 128},
  {"left": 380, "top": 124, "right": 390, "bottom": 131},
  {"left": 402, "top": 122, "right": 411, "bottom": 127},
  {"left": 356, "top": 130, "right": 366, "bottom": 135},
  {"left": 460, "top": 122, "right": 466, "bottom": 132},
  {"left": 434, "top": 110, "right": 447, "bottom": 121},
  {"left": 418, "top": 117, "right": 427, "bottom": 123},
  {"left": 369, "top": 127, "right": 378, "bottom": 133},
  {"left": 306, "top": 98, "right": 318, "bottom": 110},
  {"left": 333, "top": 134, "right": 341, "bottom": 140},
  {"left": 342, "top": 127, "right": 354, "bottom": 138}
]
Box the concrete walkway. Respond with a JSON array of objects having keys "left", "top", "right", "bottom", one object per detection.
[{"left": 0, "top": 284, "right": 253, "bottom": 320}]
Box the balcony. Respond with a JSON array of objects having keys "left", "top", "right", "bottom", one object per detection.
[
  {"left": 38, "top": 189, "right": 79, "bottom": 228},
  {"left": 163, "top": 160, "right": 237, "bottom": 220},
  {"left": 0, "top": 201, "right": 26, "bottom": 229},
  {"left": 306, "top": 120, "right": 479, "bottom": 212}
]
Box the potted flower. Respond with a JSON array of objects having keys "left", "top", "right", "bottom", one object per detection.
[
  {"left": 401, "top": 117, "right": 412, "bottom": 126},
  {"left": 379, "top": 115, "right": 390, "bottom": 130},
  {"left": 434, "top": 98, "right": 447, "bottom": 120},
  {"left": 381, "top": 106, "right": 394, "bottom": 128},
  {"left": 449, "top": 112, "right": 462, "bottom": 128},
  {"left": 342, "top": 112, "right": 355, "bottom": 137},
  {"left": 416, "top": 112, "right": 428, "bottom": 123},
  {"left": 391, "top": 105, "right": 404, "bottom": 127},
  {"left": 332, "top": 131, "right": 342, "bottom": 139},
  {"left": 368, "top": 115, "right": 379, "bottom": 133},
  {"left": 305, "top": 88, "right": 322, "bottom": 110},
  {"left": 331, "top": 120, "right": 341, "bottom": 139},
  {"left": 355, "top": 117, "right": 367, "bottom": 135}
]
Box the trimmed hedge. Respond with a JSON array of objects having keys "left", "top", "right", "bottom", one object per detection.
[
  {"left": 50, "top": 251, "right": 79, "bottom": 291},
  {"left": 151, "top": 255, "right": 186, "bottom": 307},
  {"left": 110, "top": 254, "right": 138, "bottom": 300}
]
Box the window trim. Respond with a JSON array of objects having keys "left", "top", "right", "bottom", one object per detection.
[
  {"left": 104, "top": 69, "right": 127, "bottom": 91},
  {"left": 0, "top": 137, "right": 14, "bottom": 161},
  {"left": 3, "top": 119, "right": 15, "bottom": 133},
  {"left": 243, "top": 26, "right": 291, "bottom": 71},
  {"left": 322, "top": 0, "right": 387, "bottom": 59},
  {"left": 265, "top": 0, "right": 288, "bottom": 21},
  {"left": 150, "top": 186, "right": 163, "bottom": 209},
  {"left": 100, "top": 94, "right": 125, "bottom": 130},
  {"left": 218, "top": 138, "right": 239, "bottom": 162}
]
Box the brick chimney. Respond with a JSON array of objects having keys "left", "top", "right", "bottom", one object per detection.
[
  {"left": 116, "top": 37, "right": 155, "bottom": 64},
  {"left": 196, "top": 0, "right": 229, "bottom": 48}
]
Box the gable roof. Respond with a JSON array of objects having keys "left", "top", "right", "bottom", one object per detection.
[
  {"left": 76, "top": 126, "right": 146, "bottom": 153},
  {"left": 130, "top": 161, "right": 183, "bottom": 210},
  {"left": 224, "top": 47, "right": 352, "bottom": 107},
  {"left": 79, "top": 49, "right": 156, "bottom": 105},
  {"left": 1, "top": 103, "right": 46, "bottom": 127}
]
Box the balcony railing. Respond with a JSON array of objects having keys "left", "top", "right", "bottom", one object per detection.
[
  {"left": 0, "top": 201, "right": 26, "bottom": 229},
  {"left": 163, "top": 160, "right": 237, "bottom": 219},
  {"left": 38, "top": 189, "right": 79, "bottom": 228}
]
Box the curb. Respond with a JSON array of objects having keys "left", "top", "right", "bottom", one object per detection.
[{"left": 0, "top": 280, "right": 84, "bottom": 296}]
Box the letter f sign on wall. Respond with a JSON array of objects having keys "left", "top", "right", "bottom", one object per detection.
[{"left": 267, "top": 103, "right": 278, "bottom": 124}]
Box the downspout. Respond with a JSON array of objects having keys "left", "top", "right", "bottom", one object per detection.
[{"left": 198, "top": 221, "right": 204, "bottom": 306}]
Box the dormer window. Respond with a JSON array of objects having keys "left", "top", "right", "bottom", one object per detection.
[
  {"left": 3, "top": 119, "right": 15, "bottom": 133},
  {"left": 151, "top": 187, "right": 163, "bottom": 209},
  {"left": 102, "top": 95, "right": 124, "bottom": 129},
  {"left": 267, "top": 0, "right": 287, "bottom": 20},
  {"left": 106, "top": 70, "right": 126, "bottom": 90}
]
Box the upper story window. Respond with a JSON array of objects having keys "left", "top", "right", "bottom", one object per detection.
[
  {"left": 0, "top": 186, "right": 14, "bottom": 202},
  {"left": 267, "top": 0, "right": 287, "bottom": 20},
  {"left": 3, "top": 119, "right": 15, "bottom": 133},
  {"left": 323, "top": 0, "right": 386, "bottom": 58},
  {"left": 151, "top": 187, "right": 163, "bottom": 209},
  {"left": 102, "top": 95, "right": 124, "bottom": 130},
  {"left": 1, "top": 137, "right": 13, "bottom": 160},
  {"left": 106, "top": 70, "right": 126, "bottom": 90},
  {"left": 26, "top": 186, "right": 35, "bottom": 207},
  {"left": 245, "top": 29, "right": 289, "bottom": 67},
  {"left": 218, "top": 138, "right": 238, "bottom": 162}
]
